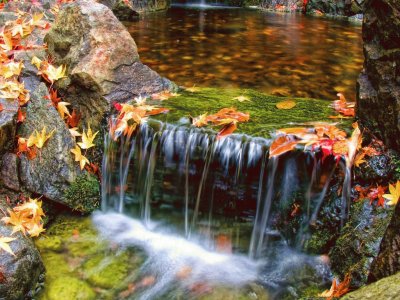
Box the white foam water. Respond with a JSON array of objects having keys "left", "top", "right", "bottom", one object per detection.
[{"left": 93, "top": 212, "right": 261, "bottom": 299}]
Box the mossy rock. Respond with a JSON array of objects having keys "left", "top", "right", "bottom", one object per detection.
[
  {"left": 82, "top": 252, "right": 131, "bottom": 289},
  {"left": 39, "top": 252, "right": 71, "bottom": 281},
  {"left": 45, "top": 276, "right": 96, "bottom": 300},
  {"left": 149, "top": 88, "right": 343, "bottom": 139},
  {"left": 64, "top": 174, "right": 100, "bottom": 213},
  {"left": 329, "top": 201, "right": 394, "bottom": 287},
  {"left": 342, "top": 271, "right": 400, "bottom": 299},
  {"left": 198, "top": 284, "right": 270, "bottom": 300}
]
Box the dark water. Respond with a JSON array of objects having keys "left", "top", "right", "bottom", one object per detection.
[{"left": 126, "top": 6, "right": 363, "bottom": 100}]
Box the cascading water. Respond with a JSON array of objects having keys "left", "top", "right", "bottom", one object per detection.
[{"left": 95, "top": 119, "right": 350, "bottom": 298}]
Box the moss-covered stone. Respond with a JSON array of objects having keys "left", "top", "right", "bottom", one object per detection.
[
  {"left": 40, "top": 252, "right": 72, "bottom": 281},
  {"left": 329, "top": 201, "right": 395, "bottom": 287},
  {"left": 82, "top": 252, "right": 130, "bottom": 289},
  {"left": 149, "top": 88, "right": 344, "bottom": 138},
  {"left": 64, "top": 174, "right": 100, "bottom": 213},
  {"left": 45, "top": 277, "right": 96, "bottom": 300},
  {"left": 35, "top": 236, "right": 63, "bottom": 252},
  {"left": 342, "top": 271, "right": 400, "bottom": 299},
  {"left": 197, "top": 284, "right": 270, "bottom": 300}
]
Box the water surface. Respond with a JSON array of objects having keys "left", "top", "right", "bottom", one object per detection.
[{"left": 126, "top": 7, "right": 363, "bottom": 100}]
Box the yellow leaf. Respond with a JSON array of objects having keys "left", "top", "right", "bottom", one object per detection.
[
  {"left": 14, "top": 198, "right": 45, "bottom": 220},
  {"left": 383, "top": 181, "right": 400, "bottom": 206},
  {"left": 41, "top": 64, "right": 67, "bottom": 83},
  {"left": 70, "top": 145, "right": 90, "bottom": 170},
  {"left": 233, "top": 95, "right": 251, "bottom": 102},
  {"left": 77, "top": 124, "right": 98, "bottom": 150},
  {"left": 31, "top": 56, "right": 42, "bottom": 69},
  {"left": 27, "top": 223, "right": 45, "bottom": 237},
  {"left": 0, "top": 60, "right": 24, "bottom": 79},
  {"left": 192, "top": 113, "right": 208, "bottom": 127},
  {"left": 0, "top": 32, "right": 14, "bottom": 51},
  {"left": 57, "top": 101, "right": 71, "bottom": 119},
  {"left": 0, "top": 236, "right": 16, "bottom": 256},
  {"left": 69, "top": 127, "right": 82, "bottom": 137},
  {"left": 276, "top": 100, "right": 296, "bottom": 110},
  {"left": 27, "top": 127, "right": 55, "bottom": 149},
  {"left": 2, "top": 209, "right": 28, "bottom": 235}
]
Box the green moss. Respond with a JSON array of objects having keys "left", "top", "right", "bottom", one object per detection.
[
  {"left": 198, "top": 285, "right": 270, "bottom": 300},
  {"left": 35, "top": 236, "right": 63, "bottom": 252},
  {"left": 82, "top": 252, "right": 131, "bottom": 289},
  {"left": 45, "top": 277, "right": 96, "bottom": 300},
  {"left": 40, "top": 252, "right": 72, "bottom": 281},
  {"left": 149, "top": 88, "right": 346, "bottom": 139},
  {"left": 65, "top": 174, "right": 100, "bottom": 213}
]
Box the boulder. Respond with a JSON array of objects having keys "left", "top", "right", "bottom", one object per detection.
[
  {"left": 0, "top": 199, "right": 45, "bottom": 300},
  {"left": 356, "top": 0, "right": 400, "bottom": 151},
  {"left": 17, "top": 84, "right": 80, "bottom": 207},
  {"left": 329, "top": 201, "right": 394, "bottom": 287},
  {"left": 368, "top": 201, "right": 400, "bottom": 282},
  {"left": 342, "top": 271, "right": 400, "bottom": 299},
  {"left": 0, "top": 98, "right": 18, "bottom": 156},
  {"left": 0, "top": 153, "right": 20, "bottom": 192},
  {"left": 45, "top": 0, "right": 174, "bottom": 130}
]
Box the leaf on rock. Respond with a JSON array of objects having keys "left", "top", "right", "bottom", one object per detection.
[
  {"left": 383, "top": 181, "right": 400, "bottom": 206},
  {"left": 217, "top": 122, "right": 237, "bottom": 140},
  {"left": 269, "top": 135, "right": 298, "bottom": 158},
  {"left": 70, "top": 145, "right": 90, "bottom": 170},
  {"left": 77, "top": 124, "right": 98, "bottom": 150},
  {"left": 0, "top": 236, "right": 16, "bottom": 256}
]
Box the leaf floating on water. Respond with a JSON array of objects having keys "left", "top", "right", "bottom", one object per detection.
[
  {"left": 276, "top": 100, "right": 296, "bottom": 110},
  {"left": 269, "top": 135, "right": 298, "bottom": 158}
]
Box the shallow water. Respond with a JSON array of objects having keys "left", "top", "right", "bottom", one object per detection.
[{"left": 126, "top": 7, "right": 363, "bottom": 100}]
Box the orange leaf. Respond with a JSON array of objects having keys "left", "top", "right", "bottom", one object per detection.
[
  {"left": 216, "top": 122, "right": 237, "bottom": 140},
  {"left": 67, "top": 109, "right": 81, "bottom": 128},
  {"left": 146, "top": 107, "right": 169, "bottom": 116},
  {"left": 276, "top": 100, "right": 296, "bottom": 110},
  {"left": 0, "top": 104, "right": 3, "bottom": 112},
  {"left": 269, "top": 135, "right": 298, "bottom": 158},
  {"left": 17, "top": 108, "right": 26, "bottom": 123}
]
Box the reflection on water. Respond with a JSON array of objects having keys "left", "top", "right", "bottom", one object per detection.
[{"left": 125, "top": 7, "right": 363, "bottom": 100}]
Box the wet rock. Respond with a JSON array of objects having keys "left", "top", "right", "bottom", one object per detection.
[
  {"left": 342, "top": 271, "right": 400, "bottom": 299},
  {"left": 18, "top": 83, "right": 83, "bottom": 208},
  {"left": 0, "top": 12, "right": 17, "bottom": 26},
  {"left": 344, "top": 0, "right": 365, "bottom": 15},
  {"left": 1, "top": 153, "right": 20, "bottom": 191},
  {"left": 307, "top": 0, "right": 346, "bottom": 15},
  {"left": 368, "top": 201, "right": 400, "bottom": 282},
  {"left": 45, "top": 0, "right": 173, "bottom": 130},
  {"left": 99, "top": 0, "right": 169, "bottom": 19},
  {"left": 0, "top": 199, "right": 45, "bottom": 300},
  {"left": 356, "top": 0, "right": 400, "bottom": 152},
  {"left": 354, "top": 153, "right": 396, "bottom": 182},
  {"left": 0, "top": 98, "right": 18, "bottom": 155},
  {"left": 329, "top": 201, "right": 394, "bottom": 288}
]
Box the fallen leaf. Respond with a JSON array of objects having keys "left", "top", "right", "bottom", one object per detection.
[
  {"left": 77, "top": 124, "right": 98, "bottom": 149},
  {"left": 383, "top": 181, "right": 400, "bottom": 206},
  {"left": 70, "top": 145, "right": 90, "bottom": 170},
  {"left": 0, "top": 236, "right": 16, "bottom": 256},
  {"left": 269, "top": 135, "right": 298, "bottom": 158},
  {"left": 276, "top": 100, "right": 296, "bottom": 109}
]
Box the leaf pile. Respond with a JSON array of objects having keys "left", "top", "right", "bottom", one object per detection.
[
  {"left": 110, "top": 96, "right": 169, "bottom": 140},
  {"left": 192, "top": 107, "right": 250, "bottom": 139},
  {"left": 1, "top": 198, "right": 46, "bottom": 256}
]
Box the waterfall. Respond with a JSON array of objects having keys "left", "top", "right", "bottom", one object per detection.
[{"left": 101, "top": 120, "right": 348, "bottom": 258}]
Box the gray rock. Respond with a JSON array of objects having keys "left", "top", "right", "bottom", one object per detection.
[
  {"left": 356, "top": 0, "right": 400, "bottom": 151},
  {"left": 13, "top": 49, "right": 47, "bottom": 92},
  {"left": 0, "top": 199, "right": 45, "bottom": 300},
  {"left": 0, "top": 12, "right": 17, "bottom": 27},
  {"left": 45, "top": 0, "right": 174, "bottom": 130},
  {"left": 18, "top": 83, "right": 80, "bottom": 204},
  {"left": 1, "top": 153, "right": 20, "bottom": 192},
  {"left": 98, "top": 0, "right": 169, "bottom": 20},
  {"left": 0, "top": 98, "right": 18, "bottom": 156}
]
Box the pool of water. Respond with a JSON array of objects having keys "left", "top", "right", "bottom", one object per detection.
[{"left": 125, "top": 6, "right": 363, "bottom": 100}]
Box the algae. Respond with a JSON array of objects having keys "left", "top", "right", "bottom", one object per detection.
[
  {"left": 149, "top": 88, "right": 343, "bottom": 139},
  {"left": 64, "top": 174, "right": 100, "bottom": 213}
]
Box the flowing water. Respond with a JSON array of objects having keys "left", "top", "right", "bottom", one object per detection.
[
  {"left": 94, "top": 118, "right": 347, "bottom": 298},
  {"left": 125, "top": 6, "right": 363, "bottom": 100}
]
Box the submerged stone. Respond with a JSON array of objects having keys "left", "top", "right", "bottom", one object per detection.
[{"left": 45, "top": 277, "right": 96, "bottom": 300}]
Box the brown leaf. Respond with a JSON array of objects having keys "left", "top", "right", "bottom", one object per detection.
[
  {"left": 67, "top": 109, "right": 81, "bottom": 128},
  {"left": 216, "top": 122, "right": 237, "bottom": 140}
]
